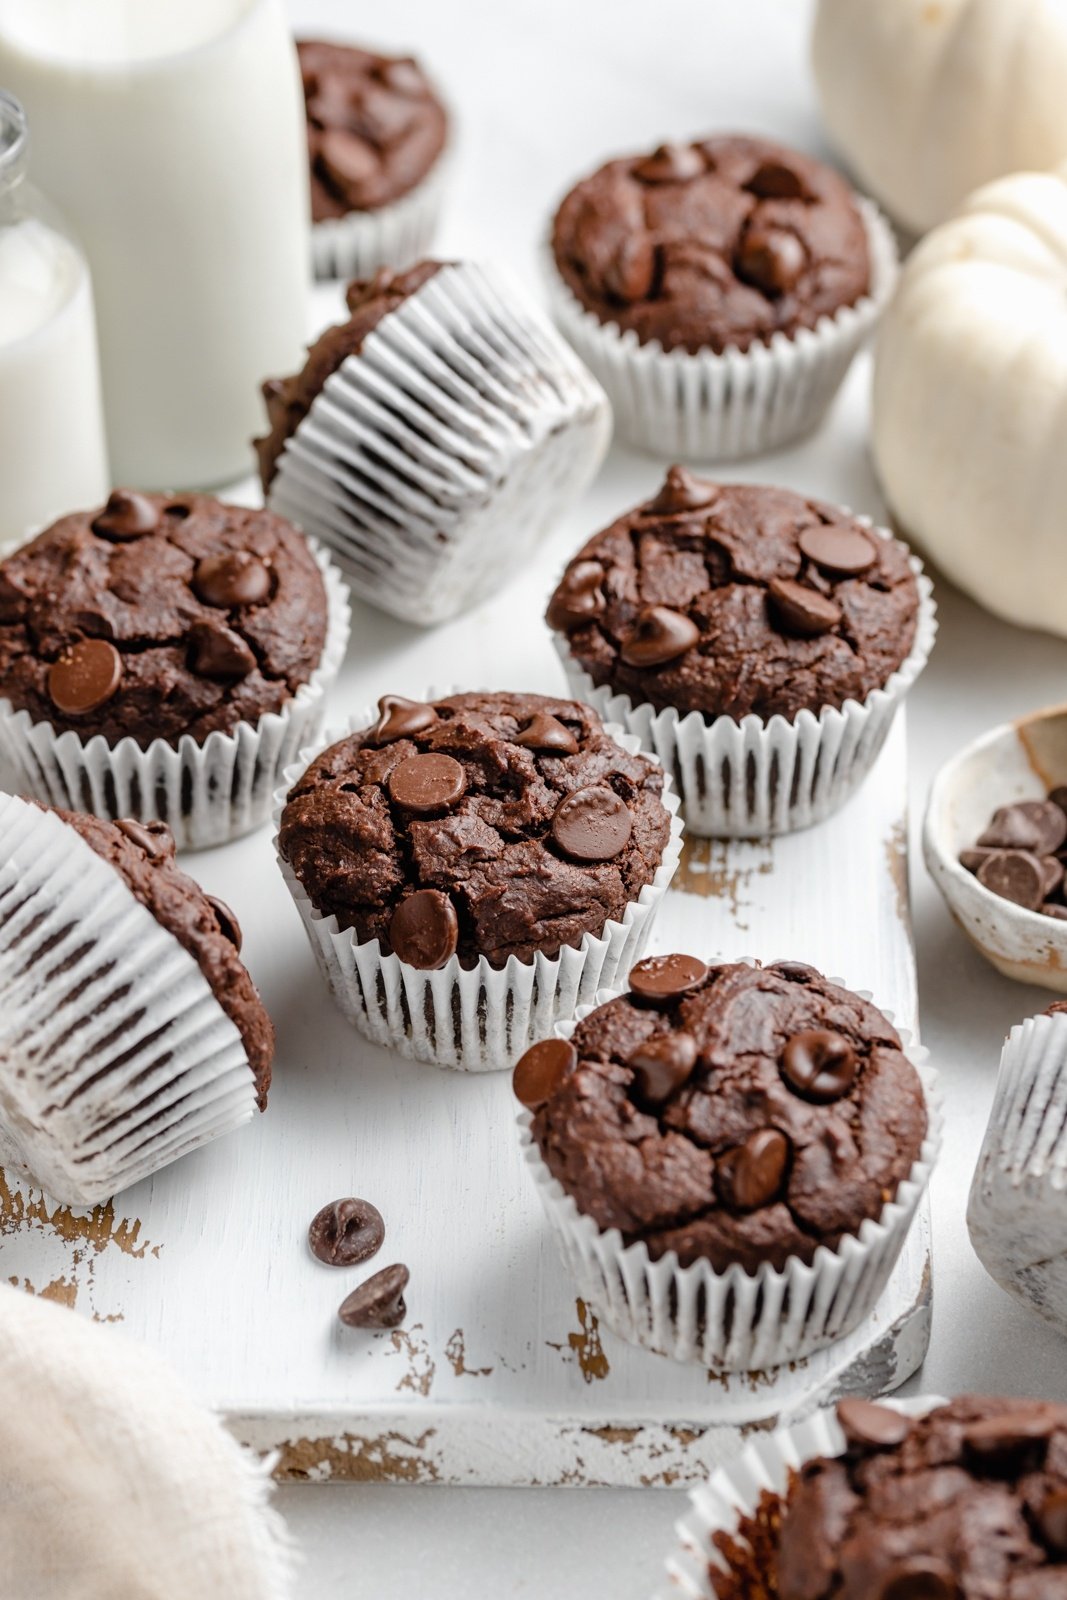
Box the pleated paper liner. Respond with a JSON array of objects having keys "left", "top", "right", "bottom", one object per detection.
[
  {"left": 518, "top": 975, "right": 941, "bottom": 1370},
  {"left": 544, "top": 197, "right": 898, "bottom": 461},
  {"left": 272, "top": 702, "right": 683, "bottom": 1072},
  {"left": 266, "top": 261, "right": 612, "bottom": 626},
  {"left": 0, "top": 795, "right": 258, "bottom": 1206},
  {"left": 0, "top": 540, "right": 351, "bottom": 851},
  {"left": 552, "top": 529, "right": 937, "bottom": 838},
  {"left": 311, "top": 154, "right": 450, "bottom": 282}
]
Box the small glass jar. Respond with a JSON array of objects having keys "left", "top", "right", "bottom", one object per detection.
[{"left": 0, "top": 93, "right": 108, "bottom": 552}]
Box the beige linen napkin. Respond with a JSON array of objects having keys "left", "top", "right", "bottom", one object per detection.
[{"left": 0, "top": 1284, "right": 294, "bottom": 1600}]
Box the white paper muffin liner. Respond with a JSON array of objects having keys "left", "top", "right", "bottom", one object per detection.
[
  {"left": 0, "top": 793, "right": 259, "bottom": 1206},
  {"left": 519, "top": 974, "right": 941, "bottom": 1371},
  {"left": 311, "top": 155, "right": 449, "bottom": 282},
  {"left": 968, "top": 1011, "right": 1067, "bottom": 1333},
  {"left": 552, "top": 527, "right": 937, "bottom": 838},
  {"left": 0, "top": 541, "right": 351, "bottom": 852},
  {"left": 656, "top": 1395, "right": 944, "bottom": 1599},
  {"left": 266, "top": 261, "right": 612, "bottom": 626},
  {"left": 545, "top": 197, "right": 898, "bottom": 460},
  {"left": 270, "top": 696, "right": 683, "bottom": 1072}
]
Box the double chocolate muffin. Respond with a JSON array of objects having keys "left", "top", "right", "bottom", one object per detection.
[
  {"left": 548, "top": 467, "right": 921, "bottom": 724},
  {"left": 518, "top": 957, "right": 927, "bottom": 1272},
  {"left": 713, "top": 1396, "right": 1067, "bottom": 1599},
  {"left": 279, "top": 691, "right": 671, "bottom": 971},
  {"left": 0, "top": 491, "right": 329, "bottom": 749}
]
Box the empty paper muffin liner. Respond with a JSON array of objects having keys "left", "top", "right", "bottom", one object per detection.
[
  {"left": 544, "top": 197, "right": 897, "bottom": 461},
  {"left": 266, "top": 261, "right": 612, "bottom": 626},
  {"left": 311, "top": 155, "right": 450, "bottom": 282},
  {"left": 518, "top": 980, "right": 940, "bottom": 1371},
  {"left": 968, "top": 1011, "right": 1067, "bottom": 1334},
  {"left": 655, "top": 1396, "right": 942, "bottom": 1599},
  {"left": 553, "top": 529, "right": 937, "bottom": 838},
  {"left": 0, "top": 793, "right": 259, "bottom": 1206},
  {"left": 0, "top": 541, "right": 351, "bottom": 852},
  {"left": 271, "top": 701, "right": 683, "bottom": 1073}
]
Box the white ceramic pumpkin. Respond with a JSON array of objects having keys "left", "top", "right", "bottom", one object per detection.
[
  {"left": 872, "top": 170, "right": 1067, "bottom": 636},
  {"left": 812, "top": 0, "right": 1067, "bottom": 235}
]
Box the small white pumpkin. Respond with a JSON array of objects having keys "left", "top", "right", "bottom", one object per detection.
[
  {"left": 872, "top": 170, "right": 1067, "bottom": 637},
  {"left": 812, "top": 0, "right": 1067, "bottom": 234}
]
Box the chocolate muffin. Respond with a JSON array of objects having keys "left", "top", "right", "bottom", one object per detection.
[
  {"left": 551, "top": 134, "right": 871, "bottom": 356},
  {"left": 713, "top": 1396, "right": 1067, "bottom": 1599},
  {"left": 0, "top": 491, "right": 330, "bottom": 750},
  {"left": 278, "top": 691, "right": 672, "bottom": 971},
  {"left": 520, "top": 957, "right": 927, "bottom": 1272},
  {"left": 548, "top": 468, "right": 921, "bottom": 723},
  {"left": 298, "top": 40, "right": 447, "bottom": 223}
]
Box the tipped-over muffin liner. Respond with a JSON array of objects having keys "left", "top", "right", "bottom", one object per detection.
[
  {"left": 518, "top": 976, "right": 941, "bottom": 1371},
  {"left": 0, "top": 793, "right": 259, "bottom": 1206},
  {"left": 655, "top": 1396, "right": 943, "bottom": 1599},
  {"left": 0, "top": 541, "right": 351, "bottom": 852},
  {"left": 271, "top": 700, "right": 683, "bottom": 1072},
  {"left": 311, "top": 154, "right": 450, "bottom": 283},
  {"left": 968, "top": 1011, "right": 1067, "bottom": 1334},
  {"left": 553, "top": 527, "right": 937, "bottom": 838},
  {"left": 266, "top": 261, "right": 612, "bottom": 626},
  {"left": 544, "top": 197, "right": 898, "bottom": 460}
]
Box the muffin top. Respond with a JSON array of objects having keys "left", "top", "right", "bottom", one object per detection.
[
  {"left": 59, "top": 809, "right": 274, "bottom": 1108},
  {"left": 519, "top": 957, "right": 926, "bottom": 1273},
  {"left": 298, "top": 40, "right": 448, "bottom": 222},
  {"left": 278, "top": 690, "right": 672, "bottom": 970},
  {"left": 546, "top": 468, "right": 920, "bottom": 722},
  {"left": 0, "top": 492, "right": 329, "bottom": 750},
  {"left": 256, "top": 261, "right": 443, "bottom": 490},
  {"left": 551, "top": 134, "right": 870, "bottom": 355},
  {"left": 713, "top": 1395, "right": 1067, "bottom": 1599}
]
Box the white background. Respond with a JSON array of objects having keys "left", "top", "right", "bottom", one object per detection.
[{"left": 272, "top": 0, "right": 1067, "bottom": 1593}]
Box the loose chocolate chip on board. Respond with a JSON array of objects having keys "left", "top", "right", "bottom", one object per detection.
[
  {"left": 388, "top": 752, "right": 466, "bottom": 813},
  {"left": 628, "top": 1031, "right": 698, "bottom": 1106},
  {"left": 193, "top": 551, "right": 272, "bottom": 608},
  {"left": 188, "top": 619, "right": 256, "bottom": 680},
  {"left": 389, "top": 889, "right": 459, "bottom": 969},
  {"left": 1037, "top": 1488, "right": 1067, "bottom": 1555},
  {"left": 768, "top": 576, "right": 842, "bottom": 637},
  {"left": 736, "top": 227, "right": 806, "bottom": 296},
  {"left": 116, "top": 818, "right": 174, "bottom": 861},
  {"left": 47, "top": 639, "right": 123, "bottom": 716},
  {"left": 620, "top": 605, "right": 700, "bottom": 668},
  {"left": 551, "top": 786, "right": 633, "bottom": 861},
  {"left": 514, "top": 712, "right": 579, "bottom": 755},
  {"left": 634, "top": 142, "right": 704, "bottom": 184},
  {"left": 878, "top": 1557, "right": 960, "bottom": 1600},
  {"left": 91, "top": 489, "right": 160, "bottom": 540},
  {"left": 366, "top": 695, "right": 437, "bottom": 746},
  {"left": 546, "top": 560, "right": 605, "bottom": 633},
  {"left": 716, "top": 1128, "right": 790, "bottom": 1211},
  {"left": 309, "top": 1197, "right": 385, "bottom": 1268},
  {"left": 798, "top": 523, "right": 877, "bottom": 576},
  {"left": 836, "top": 1398, "right": 913, "bottom": 1450},
  {"left": 629, "top": 953, "right": 709, "bottom": 1004},
  {"left": 647, "top": 466, "right": 717, "bottom": 515},
  {"left": 206, "top": 895, "right": 243, "bottom": 952},
  {"left": 780, "top": 1029, "right": 858, "bottom": 1103},
  {"left": 513, "top": 1038, "right": 577, "bottom": 1110},
  {"left": 338, "top": 1263, "right": 409, "bottom": 1329},
  {"left": 976, "top": 849, "right": 1045, "bottom": 912}
]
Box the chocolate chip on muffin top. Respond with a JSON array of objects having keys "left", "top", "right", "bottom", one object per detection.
[
  {"left": 520, "top": 957, "right": 926, "bottom": 1273},
  {"left": 298, "top": 40, "right": 448, "bottom": 223},
  {"left": 0, "top": 493, "right": 328, "bottom": 750},
  {"left": 547, "top": 467, "right": 920, "bottom": 722},
  {"left": 278, "top": 691, "right": 672, "bottom": 970},
  {"left": 551, "top": 134, "right": 870, "bottom": 355}
]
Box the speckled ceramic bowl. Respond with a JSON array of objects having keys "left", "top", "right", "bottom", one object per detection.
[{"left": 924, "top": 704, "right": 1067, "bottom": 990}]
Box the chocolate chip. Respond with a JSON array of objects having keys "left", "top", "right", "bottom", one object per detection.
[
  {"left": 769, "top": 960, "right": 821, "bottom": 983},
  {"left": 878, "top": 1558, "right": 960, "bottom": 1600},
  {"left": 837, "top": 1398, "right": 913, "bottom": 1450},
  {"left": 1042, "top": 856, "right": 1065, "bottom": 898},
  {"left": 513, "top": 1037, "right": 577, "bottom": 1110},
  {"left": 1051, "top": 787, "right": 1067, "bottom": 817},
  {"left": 308, "top": 1197, "right": 385, "bottom": 1268},
  {"left": 338, "top": 1263, "right": 409, "bottom": 1329},
  {"left": 768, "top": 577, "right": 842, "bottom": 638},
  {"left": 629, "top": 953, "right": 709, "bottom": 1004},
  {"left": 634, "top": 143, "right": 704, "bottom": 183},
  {"left": 963, "top": 1409, "right": 1059, "bottom": 1464},
  {"left": 716, "top": 1128, "right": 790, "bottom": 1211},
  {"left": 976, "top": 850, "right": 1045, "bottom": 912},
  {"left": 206, "top": 895, "right": 242, "bottom": 952},
  {"left": 319, "top": 126, "right": 379, "bottom": 190},
  {"left": 388, "top": 752, "right": 466, "bottom": 813},
  {"left": 514, "top": 713, "right": 579, "bottom": 755},
  {"left": 798, "top": 524, "right": 878, "bottom": 577},
  {"left": 116, "top": 818, "right": 175, "bottom": 861},
  {"left": 47, "top": 639, "right": 123, "bottom": 716},
  {"left": 551, "top": 786, "right": 633, "bottom": 861},
  {"left": 193, "top": 551, "right": 272, "bottom": 608},
  {"left": 780, "top": 1029, "right": 858, "bottom": 1103},
  {"left": 1038, "top": 1488, "right": 1067, "bottom": 1555},
  {"left": 628, "top": 1031, "right": 698, "bottom": 1106},
  {"left": 604, "top": 235, "right": 657, "bottom": 303},
  {"left": 91, "top": 489, "right": 159, "bottom": 541},
  {"left": 377, "top": 57, "right": 424, "bottom": 95},
  {"left": 979, "top": 800, "right": 1067, "bottom": 855},
  {"left": 736, "top": 228, "right": 806, "bottom": 296},
  {"left": 745, "top": 160, "right": 809, "bottom": 201},
  {"left": 647, "top": 466, "right": 717, "bottom": 515},
  {"left": 188, "top": 619, "right": 256, "bottom": 680},
  {"left": 546, "top": 560, "right": 605, "bottom": 633},
  {"left": 389, "top": 889, "right": 458, "bottom": 969},
  {"left": 366, "top": 695, "right": 437, "bottom": 746},
  {"left": 959, "top": 847, "right": 998, "bottom": 873},
  {"left": 620, "top": 605, "right": 700, "bottom": 668},
  {"left": 1045, "top": 905, "right": 1067, "bottom": 922}
]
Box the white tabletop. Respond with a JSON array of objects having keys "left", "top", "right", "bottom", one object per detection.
[{"left": 277, "top": 0, "right": 1067, "bottom": 1592}]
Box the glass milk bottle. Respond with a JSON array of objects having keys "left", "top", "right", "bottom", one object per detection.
[
  {"left": 0, "top": 93, "right": 108, "bottom": 552},
  {"left": 0, "top": 0, "right": 310, "bottom": 489}
]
